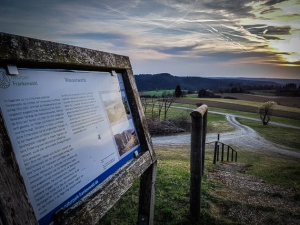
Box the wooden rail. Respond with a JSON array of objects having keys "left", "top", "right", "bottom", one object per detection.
[{"left": 206, "top": 140, "right": 238, "bottom": 164}]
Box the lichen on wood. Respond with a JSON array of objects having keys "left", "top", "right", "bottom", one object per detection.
[{"left": 0, "top": 32, "right": 131, "bottom": 70}]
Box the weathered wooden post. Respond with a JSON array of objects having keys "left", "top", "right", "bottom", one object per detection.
[
  {"left": 190, "top": 104, "right": 208, "bottom": 222},
  {"left": 201, "top": 110, "right": 207, "bottom": 175},
  {"left": 221, "top": 143, "right": 224, "bottom": 162},
  {"left": 216, "top": 133, "right": 220, "bottom": 162},
  {"left": 213, "top": 142, "right": 217, "bottom": 164},
  {"left": 227, "top": 145, "right": 230, "bottom": 161},
  {"left": 0, "top": 32, "right": 156, "bottom": 225}
]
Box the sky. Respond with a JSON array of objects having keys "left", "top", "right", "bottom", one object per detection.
[{"left": 0, "top": 0, "right": 300, "bottom": 79}]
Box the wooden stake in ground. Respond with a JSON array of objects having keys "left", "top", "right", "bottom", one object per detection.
[{"left": 190, "top": 105, "right": 208, "bottom": 222}]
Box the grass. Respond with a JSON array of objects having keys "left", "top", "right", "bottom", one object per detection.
[
  {"left": 237, "top": 118, "right": 300, "bottom": 151},
  {"left": 209, "top": 106, "right": 300, "bottom": 127},
  {"left": 184, "top": 96, "right": 300, "bottom": 114},
  {"left": 237, "top": 149, "right": 300, "bottom": 192},
  {"left": 98, "top": 96, "right": 300, "bottom": 224},
  {"left": 171, "top": 102, "right": 300, "bottom": 127},
  {"left": 207, "top": 114, "right": 235, "bottom": 133},
  {"left": 144, "top": 104, "right": 235, "bottom": 134},
  {"left": 143, "top": 90, "right": 175, "bottom": 97},
  {"left": 143, "top": 103, "right": 191, "bottom": 119},
  {"left": 99, "top": 146, "right": 224, "bottom": 225},
  {"left": 98, "top": 146, "right": 300, "bottom": 224}
]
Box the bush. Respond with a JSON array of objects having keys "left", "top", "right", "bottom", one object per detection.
[
  {"left": 223, "top": 96, "right": 237, "bottom": 100},
  {"left": 146, "top": 115, "right": 191, "bottom": 135}
]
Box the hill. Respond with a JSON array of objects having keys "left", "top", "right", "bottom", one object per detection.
[{"left": 134, "top": 73, "right": 282, "bottom": 92}]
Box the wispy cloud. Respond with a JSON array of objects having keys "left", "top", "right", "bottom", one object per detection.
[{"left": 0, "top": 0, "right": 299, "bottom": 78}]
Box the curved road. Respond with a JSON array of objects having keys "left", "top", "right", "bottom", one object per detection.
[{"left": 152, "top": 108, "right": 300, "bottom": 158}]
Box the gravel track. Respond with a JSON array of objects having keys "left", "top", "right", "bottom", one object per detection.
[{"left": 152, "top": 113, "right": 300, "bottom": 158}]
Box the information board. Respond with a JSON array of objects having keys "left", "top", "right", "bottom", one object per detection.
[{"left": 0, "top": 68, "right": 141, "bottom": 224}]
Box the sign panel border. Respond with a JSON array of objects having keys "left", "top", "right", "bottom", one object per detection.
[{"left": 0, "top": 32, "right": 156, "bottom": 225}]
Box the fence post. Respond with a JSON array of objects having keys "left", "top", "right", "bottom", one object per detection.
[
  {"left": 201, "top": 110, "right": 207, "bottom": 175},
  {"left": 227, "top": 146, "right": 230, "bottom": 161},
  {"left": 138, "top": 162, "right": 157, "bottom": 225},
  {"left": 213, "top": 142, "right": 217, "bottom": 164},
  {"left": 221, "top": 143, "right": 224, "bottom": 162},
  {"left": 190, "top": 105, "right": 208, "bottom": 222},
  {"left": 217, "top": 134, "right": 220, "bottom": 162},
  {"left": 216, "top": 144, "right": 219, "bottom": 162}
]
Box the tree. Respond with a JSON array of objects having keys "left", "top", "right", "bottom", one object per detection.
[
  {"left": 258, "top": 101, "right": 277, "bottom": 125},
  {"left": 198, "top": 89, "right": 207, "bottom": 98},
  {"left": 162, "top": 95, "right": 174, "bottom": 120},
  {"left": 174, "top": 85, "right": 183, "bottom": 97},
  {"left": 141, "top": 97, "right": 148, "bottom": 113}
]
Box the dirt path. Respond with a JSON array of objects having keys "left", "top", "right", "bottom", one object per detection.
[{"left": 152, "top": 114, "right": 300, "bottom": 158}]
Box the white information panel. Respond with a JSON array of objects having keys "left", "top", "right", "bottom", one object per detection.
[{"left": 0, "top": 68, "right": 141, "bottom": 225}]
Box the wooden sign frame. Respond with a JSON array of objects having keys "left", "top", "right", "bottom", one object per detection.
[{"left": 0, "top": 32, "right": 157, "bottom": 225}]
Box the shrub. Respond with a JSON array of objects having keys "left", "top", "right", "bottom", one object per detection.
[{"left": 223, "top": 96, "right": 237, "bottom": 100}]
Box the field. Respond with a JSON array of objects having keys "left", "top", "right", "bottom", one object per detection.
[
  {"left": 141, "top": 90, "right": 175, "bottom": 97},
  {"left": 174, "top": 96, "right": 300, "bottom": 120},
  {"left": 188, "top": 92, "right": 300, "bottom": 108}
]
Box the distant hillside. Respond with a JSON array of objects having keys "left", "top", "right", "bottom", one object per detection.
[
  {"left": 234, "top": 77, "right": 300, "bottom": 86},
  {"left": 134, "top": 73, "right": 282, "bottom": 92}
]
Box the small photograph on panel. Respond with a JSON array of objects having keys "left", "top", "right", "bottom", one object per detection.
[
  {"left": 121, "top": 90, "right": 132, "bottom": 119},
  {"left": 111, "top": 120, "right": 139, "bottom": 156},
  {"left": 100, "top": 92, "right": 129, "bottom": 124}
]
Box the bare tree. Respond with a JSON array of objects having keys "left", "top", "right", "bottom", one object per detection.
[
  {"left": 258, "top": 101, "right": 277, "bottom": 125},
  {"left": 150, "top": 98, "right": 156, "bottom": 119},
  {"left": 157, "top": 98, "right": 164, "bottom": 120},
  {"left": 141, "top": 97, "right": 148, "bottom": 113},
  {"left": 162, "top": 94, "right": 174, "bottom": 120}
]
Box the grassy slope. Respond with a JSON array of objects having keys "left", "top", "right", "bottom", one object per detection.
[
  {"left": 237, "top": 149, "right": 300, "bottom": 191},
  {"left": 237, "top": 118, "right": 300, "bottom": 151}
]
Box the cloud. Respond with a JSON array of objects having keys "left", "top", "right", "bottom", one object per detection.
[
  {"left": 243, "top": 24, "right": 291, "bottom": 37},
  {"left": 0, "top": 0, "right": 299, "bottom": 78},
  {"left": 202, "top": 0, "right": 254, "bottom": 18},
  {"left": 153, "top": 44, "right": 200, "bottom": 55},
  {"left": 260, "top": 6, "right": 281, "bottom": 15},
  {"left": 263, "top": 0, "right": 289, "bottom": 6},
  {"left": 65, "top": 32, "right": 127, "bottom": 40},
  {"left": 200, "top": 50, "right": 276, "bottom": 62},
  {"left": 61, "top": 32, "right": 132, "bottom": 50}
]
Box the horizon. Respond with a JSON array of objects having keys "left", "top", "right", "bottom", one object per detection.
[
  {"left": 134, "top": 73, "right": 300, "bottom": 81},
  {"left": 1, "top": 0, "right": 300, "bottom": 79}
]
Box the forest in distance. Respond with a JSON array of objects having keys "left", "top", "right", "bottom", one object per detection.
[{"left": 135, "top": 73, "right": 300, "bottom": 96}]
